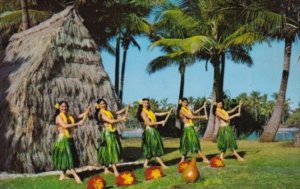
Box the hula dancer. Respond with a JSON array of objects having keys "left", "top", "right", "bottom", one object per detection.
[
  {"left": 53, "top": 101, "right": 89, "bottom": 184},
  {"left": 213, "top": 100, "right": 244, "bottom": 161},
  {"left": 94, "top": 98, "right": 128, "bottom": 177},
  {"left": 136, "top": 98, "right": 171, "bottom": 169},
  {"left": 177, "top": 97, "right": 210, "bottom": 164}
]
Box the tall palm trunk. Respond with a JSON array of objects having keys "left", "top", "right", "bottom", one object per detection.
[
  {"left": 120, "top": 45, "right": 128, "bottom": 105},
  {"left": 220, "top": 53, "right": 225, "bottom": 94},
  {"left": 114, "top": 28, "right": 121, "bottom": 97},
  {"left": 20, "top": 0, "right": 30, "bottom": 30},
  {"left": 178, "top": 63, "right": 185, "bottom": 100},
  {"left": 260, "top": 38, "right": 292, "bottom": 142},
  {"left": 203, "top": 58, "right": 222, "bottom": 141}
]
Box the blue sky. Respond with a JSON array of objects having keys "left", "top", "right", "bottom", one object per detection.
[{"left": 101, "top": 37, "right": 300, "bottom": 109}]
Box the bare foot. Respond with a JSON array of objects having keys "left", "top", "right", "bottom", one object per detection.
[
  {"left": 59, "top": 174, "right": 69, "bottom": 180},
  {"left": 74, "top": 176, "right": 82, "bottom": 184},
  {"left": 104, "top": 169, "right": 113, "bottom": 174},
  {"left": 143, "top": 165, "right": 150, "bottom": 169},
  {"left": 203, "top": 159, "right": 210, "bottom": 164},
  {"left": 161, "top": 165, "right": 169, "bottom": 169},
  {"left": 237, "top": 157, "right": 245, "bottom": 162},
  {"left": 114, "top": 172, "right": 119, "bottom": 177}
]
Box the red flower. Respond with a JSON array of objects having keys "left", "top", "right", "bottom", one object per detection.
[
  {"left": 210, "top": 157, "right": 225, "bottom": 168},
  {"left": 87, "top": 175, "right": 106, "bottom": 189},
  {"left": 178, "top": 161, "right": 189, "bottom": 173},
  {"left": 116, "top": 171, "right": 137, "bottom": 186},
  {"left": 144, "top": 166, "right": 164, "bottom": 180}
]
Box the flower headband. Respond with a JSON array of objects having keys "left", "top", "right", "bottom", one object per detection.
[
  {"left": 54, "top": 102, "right": 60, "bottom": 109},
  {"left": 95, "top": 103, "right": 100, "bottom": 109},
  {"left": 139, "top": 100, "right": 143, "bottom": 105}
]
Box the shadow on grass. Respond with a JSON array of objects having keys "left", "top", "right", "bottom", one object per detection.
[
  {"left": 222, "top": 151, "right": 247, "bottom": 160},
  {"left": 122, "top": 146, "right": 179, "bottom": 162}
]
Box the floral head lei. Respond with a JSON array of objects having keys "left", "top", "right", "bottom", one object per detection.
[
  {"left": 95, "top": 102, "right": 100, "bottom": 109},
  {"left": 178, "top": 100, "right": 182, "bottom": 105},
  {"left": 139, "top": 100, "right": 143, "bottom": 105},
  {"left": 54, "top": 102, "right": 60, "bottom": 109}
]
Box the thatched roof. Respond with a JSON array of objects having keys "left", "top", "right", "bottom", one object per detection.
[{"left": 0, "top": 6, "right": 118, "bottom": 173}]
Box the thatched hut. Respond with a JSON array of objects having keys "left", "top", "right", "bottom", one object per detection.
[{"left": 0, "top": 6, "right": 119, "bottom": 173}]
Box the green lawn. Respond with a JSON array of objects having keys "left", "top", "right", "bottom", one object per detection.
[{"left": 1, "top": 139, "right": 300, "bottom": 189}]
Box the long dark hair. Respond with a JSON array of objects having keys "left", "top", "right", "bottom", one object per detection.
[
  {"left": 177, "top": 97, "right": 188, "bottom": 119},
  {"left": 136, "top": 98, "right": 150, "bottom": 122},
  {"left": 94, "top": 98, "right": 107, "bottom": 125},
  {"left": 213, "top": 99, "right": 223, "bottom": 116},
  {"left": 54, "top": 101, "right": 69, "bottom": 121}
]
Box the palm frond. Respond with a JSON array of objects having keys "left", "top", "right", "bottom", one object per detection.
[
  {"left": 0, "top": 10, "right": 22, "bottom": 29},
  {"left": 151, "top": 35, "right": 214, "bottom": 54},
  {"left": 155, "top": 9, "right": 199, "bottom": 34},
  {"left": 228, "top": 46, "right": 253, "bottom": 66},
  {"left": 0, "top": 9, "right": 50, "bottom": 30},
  {"left": 146, "top": 51, "right": 185, "bottom": 74}
]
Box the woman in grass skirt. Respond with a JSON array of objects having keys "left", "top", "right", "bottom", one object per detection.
[
  {"left": 95, "top": 98, "right": 129, "bottom": 177},
  {"left": 53, "top": 101, "right": 89, "bottom": 184},
  {"left": 177, "top": 97, "right": 210, "bottom": 164},
  {"left": 136, "top": 98, "right": 172, "bottom": 169},
  {"left": 213, "top": 100, "right": 244, "bottom": 161}
]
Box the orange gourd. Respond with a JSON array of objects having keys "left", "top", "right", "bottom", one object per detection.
[{"left": 182, "top": 158, "right": 200, "bottom": 183}]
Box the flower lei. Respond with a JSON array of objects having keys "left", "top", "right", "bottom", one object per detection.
[
  {"left": 180, "top": 107, "right": 194, "bottom": 126},
  {"left": 216, "top": 108, "right": 229, "bottom": 119},
  {"left": 100, "top": 109, "right": 116, "bottom": 132},
  {"left": 59, "top": 112, "right": 74, "bottom": 138},
  {"left": 142, "top": 108, "right": 156, "bottom": 124}
]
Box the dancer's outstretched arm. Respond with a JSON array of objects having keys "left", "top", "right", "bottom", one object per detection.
[
  {"left": 56, "top": 116, "right": 84, "bottom": 128},
  {"left": 100, "top": 111, "right": 126, "bottom": 124},
  {"left": 142, "top": 111, "right": 165, "bottom": 126},
  {"left": 193, "top": 102, "right": 207, "bottom": 115}
]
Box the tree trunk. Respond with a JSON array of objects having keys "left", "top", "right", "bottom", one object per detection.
[
  {"left": 20, "top": 0, "right": 30, "bottom": 30},
  {"left": 203, "top": 59, "right": 222, "bottom": 141},
  {"left": 202, "top": 95, "right": 216, "bottom": 141},
  {"left": 220, "top": 53, "right": 225, "bottom": 94},
  {"left": 294, "top": 130, "right": 300, "bottom": 147},
  {"left": 260, "top": 38, "right": 292, "bottom": 142},
  {"left": 178, "top": 64, "right": 185, "bottom": 100},
  {"left": 119, "top": 46, "right": 128, "bottom": 105},
  {"left": 114, "top": 28, "right": 121, "bottom": 96}
]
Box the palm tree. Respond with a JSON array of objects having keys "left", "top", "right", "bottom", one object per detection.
[
  {"left": 148, "top": 3, "right": 200, "bottom": 100},
  {"left": 119, "top": 16, "right": 151, "bottom": 104},
  {"left": 260, "top": 0, "right": 300, "bottom": 142}
]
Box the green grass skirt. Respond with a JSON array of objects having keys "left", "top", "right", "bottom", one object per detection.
[
  {"left": 142, "top": 126, "right": 164, "bottom": 159},
  {"left": 217, "top": 126, "right": 238, "bottom": 152},
  {"left": 98, "top": 130, "right": 122, "bottom": 166},
  {"left": 180, "top": 126, "right": 201, "bottom": 156},
  {"left": 52, "top": 136, "right": 79, "bottom": 170}
]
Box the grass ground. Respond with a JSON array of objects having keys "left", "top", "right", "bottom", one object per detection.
[{"left": 1, "top": 138, "right": 300, "bottom": 189}]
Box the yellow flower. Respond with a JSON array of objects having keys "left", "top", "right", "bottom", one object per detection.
[
  {"left": 55, "top": 103, "right": 60, "bottom": 109},
  {"left": 95, "top": 103, "right": 100, "bottom": 109},
  {"left": 215, "top": 159, "right": 224, "bottom": 167},
  {"left": 121, "top": 173, "right": 134, "bottom": 185},
  {"left": 151, "top": 169, "right": 162, "bottom": 179},
  {"left": 93, "top": 179, "right": 104, "bottom": 189}
]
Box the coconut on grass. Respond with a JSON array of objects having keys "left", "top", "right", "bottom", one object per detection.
[{"left": 0, "top": 6, "right": 119, "bottom": 173}]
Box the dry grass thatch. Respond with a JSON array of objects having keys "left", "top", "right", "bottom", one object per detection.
[{"left": 0, "top": 6, "right": 119, "bottom": 173}]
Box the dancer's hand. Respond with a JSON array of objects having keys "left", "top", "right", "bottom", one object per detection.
[
  {"left": 77, "top": 120, "right": 85, "bottom": 126},
  {"left": 160, "top": 120, "right": 166, "bottom": 125}
]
